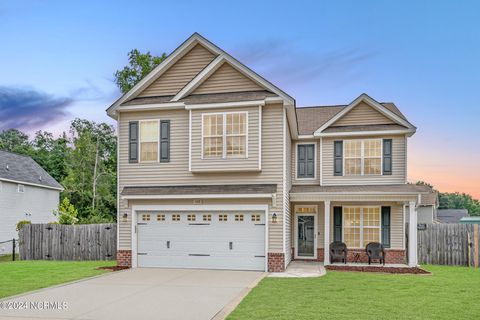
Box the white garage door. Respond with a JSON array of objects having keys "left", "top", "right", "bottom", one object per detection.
[{"left": 136, "top": 211, "right": 266, "bottom": 271}]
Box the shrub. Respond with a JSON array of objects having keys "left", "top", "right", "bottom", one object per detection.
[
  {"left": 53, "top": 197, "right": 78, "bottom": 225},
  {"left": 16, "top": 220, "right": 31, "bottom": 232}
]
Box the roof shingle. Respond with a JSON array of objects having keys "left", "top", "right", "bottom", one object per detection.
[{"left": 0, "top": 150, "right": 62, "bottom": 190}]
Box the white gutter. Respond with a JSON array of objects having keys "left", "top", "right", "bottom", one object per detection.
[
  {"left": 121, "top": 193, "right": 275, "bottom": 200},
  {"left": 0, "top": 178, "right": 63, "bottom": 191}
]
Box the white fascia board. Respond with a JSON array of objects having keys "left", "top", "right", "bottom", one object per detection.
[
  {"left": 106, "top": 33, "right": 222, "bottom": 118},
  {"left": 317, "top": 129, "right": 416, "bottom": 137},
  {"left": 0, "top": 178, "right": 63, "bottom": 191},
  {"left": 290, "top": 191, "right": 429, "bottom": 196},
  {"left": 172, "top": 55, "right": 226, "bottom": 101},
  {"left": 313, "top": 94, "right": 415, "bottom": 136},
  {"left": 116, "top": 102, "right": 185, "bottom": 113},
  {"left": 297, "top": 135, "right": 316, "bottom": 139},
  {"left": 121, "top": 193, "right": 274, "bottom": 200}
]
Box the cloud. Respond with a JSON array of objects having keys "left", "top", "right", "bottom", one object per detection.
[
  {"left": 232, "top": 39, "right": 376, "bottom": 88},
  {"left": 0, "top": 86, "right": 73, "bottom": 131}
]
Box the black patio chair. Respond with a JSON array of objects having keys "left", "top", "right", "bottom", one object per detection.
[
  {"left": 365, "top": 242, "right": 386, "bottom": 265},
  {"left": 330, "top": 241, "right": 348, "bottom": 264}
]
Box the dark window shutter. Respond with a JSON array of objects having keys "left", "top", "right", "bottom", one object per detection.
[
  {"left": 128, "top": 121, "right": 138, "bottom": 163},
  {"left": 333, "top": 207, "right": 342, "bottom": 242},
  {"left": 297, "top": 145, "right": 306, "bottom": 177},
  {"left": 160, "top": 120, "right": 170, "bottom": 162},
  {"left": 297, "top": 144, "right": 315, "bottom": 178},
  {"left": 381, "top": 206, "right": 391, "bottom": 248},
  {"left": 306, "top": 144, "right": 315, "bottom": 178},
  {"left": 383, "top": 139, "right": 392, "bottom": 175},
  {"left": 334, "top": 141, "right": 343, "bottom": 176}
]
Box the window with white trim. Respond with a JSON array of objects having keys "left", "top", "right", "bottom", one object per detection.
[
  {"left": 17, "top": 184, "right": 25, "bottom": 193},
  {"left": 140, "top": 120, "right": 159, "bottom": 162},
  {"left": 343, "top": 207, "right": 381, "bottom": 248},
  {"left": 203, "top": 112, "right": 247, "bottom": 158},
  {"left": 344, "top": 139, "right": 382, "bottom": 176}
]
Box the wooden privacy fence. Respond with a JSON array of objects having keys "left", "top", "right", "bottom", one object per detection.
[
  {"left": 416, "top": 223, "right": 479, "bottom": 267},
  {"left": 19, "top": 223, "right": 116, "bottom": 261}
]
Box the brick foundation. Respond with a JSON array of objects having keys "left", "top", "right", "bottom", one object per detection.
[
  {"left": 268, "top": 253, "right": 285, "bottom": 272},
  {"left": 333, "top": 249, "right": 406, "bottom": 264},
  {"left": 117, "top": 250, "right": 132, "bottom": 267},
  {"left": 292, "top": 248, "right": 406, "bottom": 265}
]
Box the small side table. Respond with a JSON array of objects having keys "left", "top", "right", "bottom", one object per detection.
[{"left": 352, "top": 252, "right": 361, "bottom": 263}]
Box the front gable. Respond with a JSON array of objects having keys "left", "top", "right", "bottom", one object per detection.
[
  {"left": 331, "top": 102, "right": 395, "bottom": 127},
  {"left": 191, "top": 62, "right": 264, "bottom": 95},
  {"left": 138, "top": 44, "right": 217, "bottom": 98},
  {"left": 313, "top": 94, "right": 415, "bottom": 136}
]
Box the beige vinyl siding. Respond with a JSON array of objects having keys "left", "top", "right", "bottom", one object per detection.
[
  {"left": 332, "top": 102, "right": 395, "bottom": 127},
  {"left": 138, "top": 44, "right": 216, "bottom": 97},
  {"left": 322, "top": 135, "right": 406, "bottom": 185},
  {"left": 117, "top": 104, "right": 285, "bottom": 252},
  {"left": 192, "top": 63, "right": 263, "bottom": 94},
  {"left": 190, "top": 107, "right": 259, "bottom": 172},
  {"left": 291, "top": 140, "right": 320, "bottom": 185}
]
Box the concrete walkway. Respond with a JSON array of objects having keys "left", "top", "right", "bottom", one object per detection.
[
  {"left": 269, "top": 261, "right": 326, "bottom": 278},
  {"left": 0, "top": 268, "right": 265, "bottom": 320}
]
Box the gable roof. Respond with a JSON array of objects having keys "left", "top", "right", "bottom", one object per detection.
[
  {"left": 107, "top": 33, "right": 295, "bottom": 118},
  {"left": 436, "top": 209, "right": 469, "bottom": 224},
  {"left": 296, "top": 99, "right": 412, "bottom": 135},
  {"left": 0, "top": 150, "right": 63, "bottom": 190},
  {"left": 311, "top": 94, "right": 416, "bottom": 136}
]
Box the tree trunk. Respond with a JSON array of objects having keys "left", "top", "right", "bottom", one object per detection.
[{"left": 92, "top": 137, "right": 99, "bottom": 213}]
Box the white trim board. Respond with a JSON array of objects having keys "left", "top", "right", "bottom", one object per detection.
[{"left": 121, "top": 193, "right": 275, "bottom": 200}]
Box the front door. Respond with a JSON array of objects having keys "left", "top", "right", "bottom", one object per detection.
[{"left": 295, "top": 213, "right": 317, "bottom": 259}]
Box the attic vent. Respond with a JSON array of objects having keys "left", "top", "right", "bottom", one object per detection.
[
  {"left": 39, "top": 176, "right": 43, "bottom": 181},
  {"left": 5, "top": 164, "right": 9, "bottom": 170}
]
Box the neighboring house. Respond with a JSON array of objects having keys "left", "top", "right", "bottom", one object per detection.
[
  {"left": 417, "top": 190, "right": 439, "bottom": 223},
  {"left": 0, "top": 150, "right": 62, "bottom": 254},
  {"left": 107, "top": 33, "right": 430, "bottom": 272},
  {"left": 436, "top": 209, "right": 469, "bottom": 224}
]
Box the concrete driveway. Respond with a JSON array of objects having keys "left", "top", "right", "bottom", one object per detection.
[{"left": 0, "top": 268, "right": 264, "bottom": 320}]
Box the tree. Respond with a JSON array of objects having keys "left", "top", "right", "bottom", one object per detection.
[
  {"left": 61, "top": 119, "right": 116, "bottom": 223},
  {"left": 114, "top": 49, "right": 167, "bottom": 94},
  {"left": 31, "top": 131, "right": 69, "bottom": 182},
  {"left": 54, "top": 197, "right": 78, "bottom": 224},
  {"left": 0, "top": 129, "right": 33, "bottom": 155}
]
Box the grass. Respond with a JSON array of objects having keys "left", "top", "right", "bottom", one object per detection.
[
  {"left": 228, "top": 265, "right": 480, "bottom": 320},
  {"left": 0, "top": 260, "right": 116, "bottom": 299},
  {"left": 0, "top": 254, "right": 19, "bottom": 263}
]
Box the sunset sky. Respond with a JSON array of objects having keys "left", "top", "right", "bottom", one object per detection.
[{"left": 0, "top": 1, "right": 479, "bottom": 198}]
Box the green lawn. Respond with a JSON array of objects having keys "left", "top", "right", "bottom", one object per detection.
[
  {"left": 0, "top": 260, "right": 116, "bottom": 299},
  {"left": 228, "top": 266, "right": 480, "bottom": 320}
]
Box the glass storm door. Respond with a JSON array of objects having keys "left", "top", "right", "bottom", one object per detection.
[{"left": 297, "top": 215, "right": 315, "bottom": 257}]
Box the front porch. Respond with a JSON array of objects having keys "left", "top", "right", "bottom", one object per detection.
[{"left": 288, "top": 185, "right": 429, "bottom": 269}]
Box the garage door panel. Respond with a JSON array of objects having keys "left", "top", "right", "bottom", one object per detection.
[{"left": 137, "top": 211, "right": 265, "bottom": 271}]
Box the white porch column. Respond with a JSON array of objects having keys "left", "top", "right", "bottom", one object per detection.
[
  {"left": 324, "top": 200, "right": 331, "bottom": 265},
  {"left": 408, "top": 201, "right": 418, "bottom": 267}
]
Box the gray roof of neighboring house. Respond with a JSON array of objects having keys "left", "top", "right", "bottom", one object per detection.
[
  {"left": 295, "top": 103, "right": 409, "bottom": 135},
  {"left": 436, "top": 209, "right": 469, "bottom": 224},
  {"left": 420, "top": 191, "right": 439, "bottom": 206},
  {"left": 0, "top": 150, "right": 62, "bottom": 190},
  {"left": 290, "top": 184, "right": 432, "bottom": 194},
  {"left": 121, "top": 184, "right": 277, "bottom": 196}
]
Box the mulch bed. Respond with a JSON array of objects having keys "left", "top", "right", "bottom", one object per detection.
[
  {"left": 96, "top": 266, "right": 130, "bottom": 271},
  {"left": 325, "top": 265, "right": 431, "bottom": 274}
]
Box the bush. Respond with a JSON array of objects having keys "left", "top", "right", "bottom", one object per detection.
[
  {"left": 16, "top": 220, "right": 31, "bottom": 232},
  {"left": 53, "top": 197, "right": 78, "bottom": 225}
]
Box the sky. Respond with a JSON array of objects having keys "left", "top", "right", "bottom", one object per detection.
[{"left": 0, "top": 0, "right": 479, "bottom": 198}]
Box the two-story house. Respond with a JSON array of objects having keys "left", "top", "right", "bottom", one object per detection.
[{"left": 107, "top": 33, "right": 429, "bottom": 272}]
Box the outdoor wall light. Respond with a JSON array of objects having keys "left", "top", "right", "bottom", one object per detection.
[
  {"left": 122, "top": 213, "right": 128, "bottom": 222},
  {"left": 272, "top": 212, "right": 278, "bottom": 223}
]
